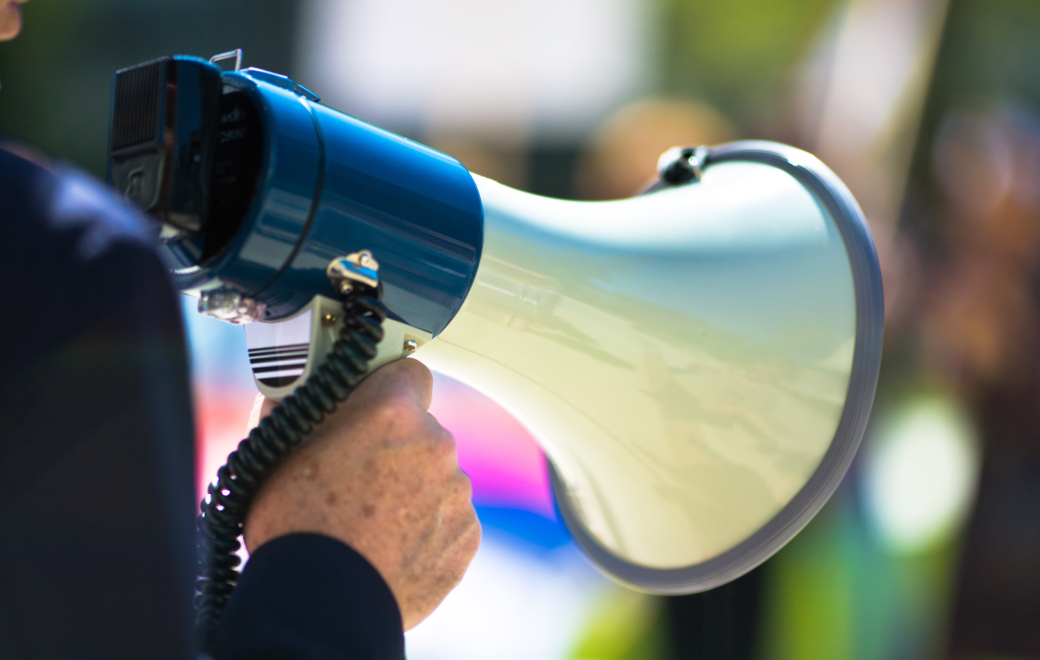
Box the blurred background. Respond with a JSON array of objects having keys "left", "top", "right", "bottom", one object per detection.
[{"left": 3, "top": 0, "right": 1039, "bottom": 658}]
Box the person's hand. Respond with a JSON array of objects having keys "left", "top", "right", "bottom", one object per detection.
[{"left": 243, "top": 359, "right": 481, "bottom": 631}]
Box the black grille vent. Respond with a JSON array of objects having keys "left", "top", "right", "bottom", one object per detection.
[{"left": 111, "top": 61, "right": 164, "bottom": 151}]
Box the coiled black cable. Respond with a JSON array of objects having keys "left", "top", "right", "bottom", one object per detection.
[{"left": 193, "top": 286, "right": 387, "bottom": 648}]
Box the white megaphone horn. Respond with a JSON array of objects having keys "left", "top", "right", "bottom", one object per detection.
[
  {"left": 108, "top": 55, "right": 883, "bottom": 596},
  {"left": 418, "top": 142, "right": 882, "bottom": 591}
]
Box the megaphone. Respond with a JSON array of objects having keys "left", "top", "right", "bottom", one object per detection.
[{"left": 108, "top": 54, "right": 882, "bottom": 595}]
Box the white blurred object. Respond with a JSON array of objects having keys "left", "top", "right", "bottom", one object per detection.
[
  {"left": 862, "top": 395, "right": 981, "bottom": 555},
  {"left": 797, "top": 0, "right": 949, "bottom": 232},
  {"left": 794, "top": 0, "right": 949, "bottom": 334},
  {"left": 297, "top": 0, "right": 653, "bottom": 142},
  {"left": 405, "top": 530, "right": 607, "bottom": 660},
  {"left": 180, "top": 297, "right": 255, "bottom": 390}
]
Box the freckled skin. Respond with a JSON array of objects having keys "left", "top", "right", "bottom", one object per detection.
[{"left": 245, "top": 360, "right": 481, "bottom": 631}]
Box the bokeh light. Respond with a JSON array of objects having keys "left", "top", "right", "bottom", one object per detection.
[{"left": 862, "top": 395, "right": 980, "bottom": 555}]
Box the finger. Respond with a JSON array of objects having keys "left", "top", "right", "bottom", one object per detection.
[
  {"left": 353, "top": 358, "right": 434, "bottom": 412},
  {"left": 427, "top": 423, "right": 460, "bottom": 470}
]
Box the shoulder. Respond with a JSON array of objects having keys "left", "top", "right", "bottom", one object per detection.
[
  {"left": 0, "top": 142, "right": 180, "bottom": 375},
  {"left": 0, "top": 141, "right": 155, "bottom": 257}
]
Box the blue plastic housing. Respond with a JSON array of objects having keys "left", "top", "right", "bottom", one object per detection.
[{"left": 160, "top": 66, "right": 484, "bottom": 336}]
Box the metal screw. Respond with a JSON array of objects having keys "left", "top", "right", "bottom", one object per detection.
[
  {"left": 403, "top": 339, "right": 418, "bottom": 354},
  {"left": 657, "top": 145, "right": 711, "bottom": 184},
  {"left": 326, "top": 250, "right": 379, "bottom": 294},
  {"left": 198, "top": 288, "right": 266, "bottom": 324}
]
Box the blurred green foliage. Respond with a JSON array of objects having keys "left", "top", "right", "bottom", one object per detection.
[
  {"left": 659, "top": 0, "right": 836, "bottom": 131},
  {"left": 568, "top": 589, "right": 671, "bottom": 660},
  {"left": 930, "top": 0, "right": 1040, "bottom": 105},
  {"left": 0, "top": 0, "right": 847, "bottom": 176},
  {"left": 757, "top": 490, "right": 959, "bottom": 660},
  {"left": 0, "top": 0, "right": 300, "bottom": 176},
  {"left": 903, "top": 0, "right": 1040, "bottom": 237}
]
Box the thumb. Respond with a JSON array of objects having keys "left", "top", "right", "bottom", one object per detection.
[{"left": 349, "top": 358, "right": 434, "bottom": 412}]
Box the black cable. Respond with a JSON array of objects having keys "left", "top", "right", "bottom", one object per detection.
[{"left": 193, "top": 285, "right": 387, "bottom": 648}]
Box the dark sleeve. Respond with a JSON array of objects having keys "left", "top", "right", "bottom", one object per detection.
[
  {"left": 0, "top": 145, "right": 403, "bottom": 659},
  {"left": 211, "top": 533, "right": 406, "bottom": 660},
  {"left": 0, "top": 144, "right": 197, "bottom": 658}
]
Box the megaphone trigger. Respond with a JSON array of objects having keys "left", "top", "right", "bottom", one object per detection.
[{"left": 244, "top": 254, "right": 430, "bottom": 401}]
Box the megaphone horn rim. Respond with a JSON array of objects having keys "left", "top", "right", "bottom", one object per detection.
[{"left": 551, "top": 140, "right": 885, "bottom": 594}]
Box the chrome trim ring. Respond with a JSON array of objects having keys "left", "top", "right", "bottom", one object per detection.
[{"left": 550, "top": 140, "right": 885, "bottom": 594}]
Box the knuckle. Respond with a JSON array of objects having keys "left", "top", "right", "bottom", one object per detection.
[
  {"left": 432, "top": 424, "right": 458, "bottom": 454},
  {"left": 371, "top": 394, "right": 419, "bottom": 429},
  {"left": 452, "top": 470, "right": 473, "bottom": 499},
  {"left": 461, "top": 513, "right": 482, "bottom": 556},
  {"left": 424, "top": 425, "right": 458, "bottom": 465},
  {"left": 433, "top": 439, "right": 458, "bottom": 467}
]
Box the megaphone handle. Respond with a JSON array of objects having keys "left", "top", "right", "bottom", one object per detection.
[{"left": 193, "top": 286, "right": 387, "bottom": 649}]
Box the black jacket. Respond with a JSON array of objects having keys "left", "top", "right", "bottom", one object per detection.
[{"left": 0, "top": 143, "right": 404, "bottom": 659}]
